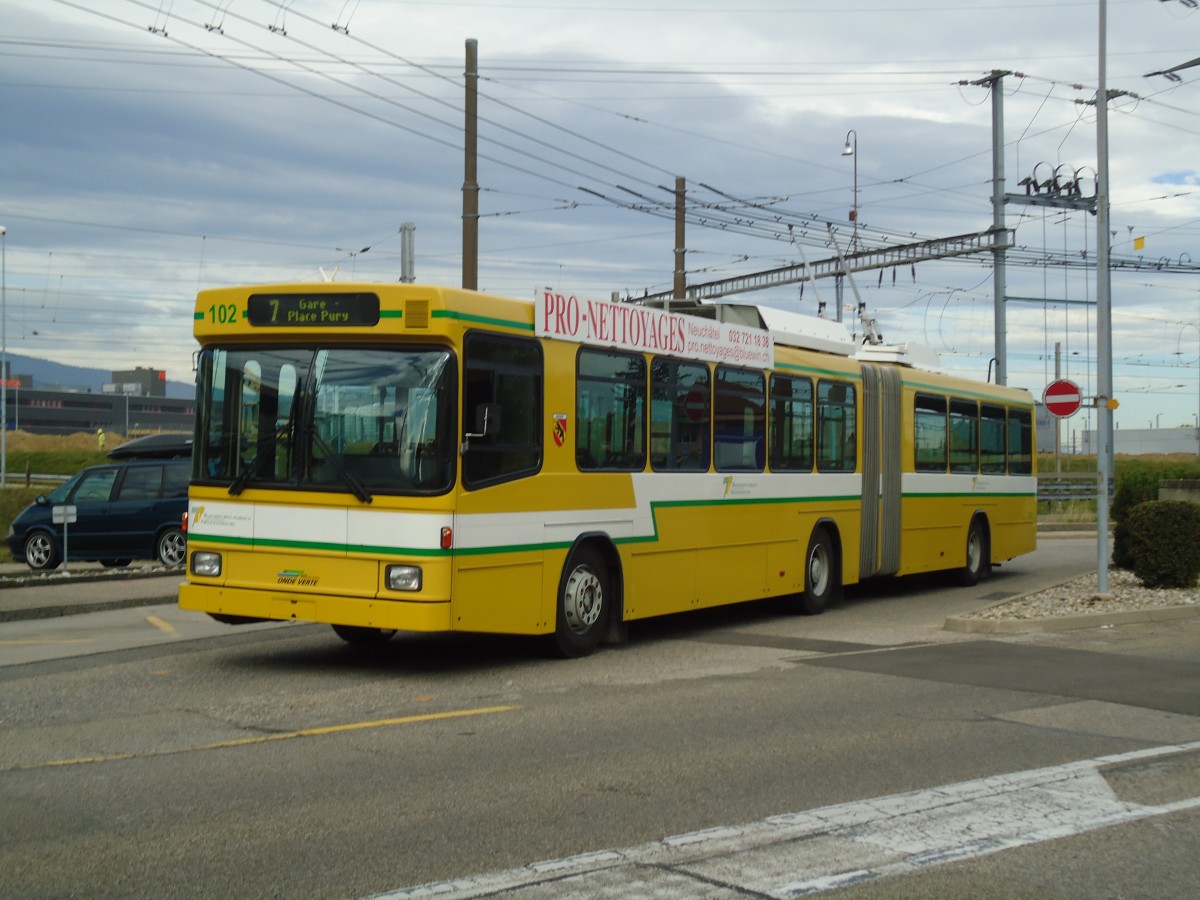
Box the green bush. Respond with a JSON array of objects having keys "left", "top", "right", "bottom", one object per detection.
[
  {"left": 1111, "top": 512, "right": 1135, "bottom": 570},
  {"left": 1111, "top": 458, "right": 1200, "bottom": 522},
  {"left": 1114, "top": 500, "right": 1200, "bottom": 588}
]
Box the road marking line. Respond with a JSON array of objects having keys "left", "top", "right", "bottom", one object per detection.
[
  {"left": 366, "top": 740, "right": 1200, "bottom": 900},
  {"left": 9, "top": 706, "right": 518, "bottom": 772},
  {"left": 0, "top": 639, "right": 93, "bottom": 646},
  {"left": 146, "top": 615, "right": 177, "bottom": 635}
]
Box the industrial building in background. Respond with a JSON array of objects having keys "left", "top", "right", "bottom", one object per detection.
[{"left": 2, "top": 363, "right": 194, "bottom": 436}]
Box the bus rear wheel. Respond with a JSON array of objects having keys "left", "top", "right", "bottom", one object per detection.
[
  {"left": 553, "top": 546, "right": 609, "bottom": 658},
  {"left": 797, "top": 529, "right": 838, "bottom": 615},
  {"left": 958, "top": 518, "right": 991, "bottom": 586},
  {"left": 332, "top": 624, "right": 396, "bottom": 646}
]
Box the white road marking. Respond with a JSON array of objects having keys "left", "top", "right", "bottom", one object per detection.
[{"left": 365, "top": 740, "right": 1200, "bottom": 900}]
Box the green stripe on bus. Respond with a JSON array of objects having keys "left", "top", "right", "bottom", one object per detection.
[
  {"left": 190, "top": 533, "right": 450, "bottom": 557},
  {"left": 775, "top": 361, "right": 862, "bottom": 380},
  {"left": 432, "top": 309, "right": 535, "bottom": 331},
  {"left": 905, "top": 491, "right": 1035, "bottom": 499}
]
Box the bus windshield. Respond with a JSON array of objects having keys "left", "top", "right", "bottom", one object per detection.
[{"left": 195, "top": 346, "right": 456, "bottom": 497}]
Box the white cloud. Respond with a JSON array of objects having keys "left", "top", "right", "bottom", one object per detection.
[{"left": 1, "top": 0, "right": 1198, "bottom": 429}]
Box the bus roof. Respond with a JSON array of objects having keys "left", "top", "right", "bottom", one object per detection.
[{"left": 682, "top": 300, "right": 944, "bottom": 371}]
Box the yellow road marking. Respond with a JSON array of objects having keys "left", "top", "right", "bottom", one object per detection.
[
  {"left": 10, "top": 705, "right": 519, "bottom": 771},
  {"left": 146, "top": 615, "right": 177, "bottom": 636},
  {"left": 0, "top": 638, "right": 93, "bottom": 646}
]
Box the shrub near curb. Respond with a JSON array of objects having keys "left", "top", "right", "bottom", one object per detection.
[{"left": 1114, "top": 500, "right": 1200, "bottom": 588}]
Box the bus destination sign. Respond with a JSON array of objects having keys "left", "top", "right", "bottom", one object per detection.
[{"left": 247, "top": 292, "right": 381, "bottom": 327}]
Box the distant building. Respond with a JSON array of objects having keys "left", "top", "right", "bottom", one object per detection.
[
  {"left": 1037, "top": 403, "right": 1200, "bottom": 456},
  {"left": 6, "top": 387, "right": 194, "bottom": 436},
  {"left": 0, "top": 359, "right": 193, "bottom": 436},
  {"left": 107, "top": 366, "right": 168, "bottom": 398},
  {"left": 1083, "top": 426, "right": 1200, "bottom": 456}
]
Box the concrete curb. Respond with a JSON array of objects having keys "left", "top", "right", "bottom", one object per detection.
[
  {"left": 945, "top": 603, "right": 1200, "bottom": 634},
  {"left": 0, "top": 567, "right": 182, "bottom": 590},
  {"left": 0, "top": 567, "right": 184, "bottom": 623},
  {"left": 0, "top": 593, "right": 177, "bottom": 623}
]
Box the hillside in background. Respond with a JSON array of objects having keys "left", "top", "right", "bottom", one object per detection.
[{"left": 5, "top": 352, "right": 194, "bottom": 400}]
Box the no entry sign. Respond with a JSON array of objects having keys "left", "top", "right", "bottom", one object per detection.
[{"left": 1043, "top": 379, "right": 1082, "bottom": 418}]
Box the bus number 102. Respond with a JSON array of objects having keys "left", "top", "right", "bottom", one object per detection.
[{"left": 209, "top": 303, "right": 238, "bottom": 324}]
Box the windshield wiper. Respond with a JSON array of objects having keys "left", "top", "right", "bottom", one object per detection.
[
  {"left": 310, "top": 429, "right": 373, "bottom": 504},
  {"left": 227, "top": 466, "right": 253, "bottom": 496}
]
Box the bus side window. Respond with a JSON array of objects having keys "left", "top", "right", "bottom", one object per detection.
[
  {"left": 1008, "top": 407, "right": 1033, "bottom": 474},
  {"left": 980, "top": 404, "right": 1006, "bottom": 473},
  {"left": 949, "top": 398, "right": 979, "bottom": 473},
  {"left": 768, "top": 374, "right": 813, "bottom": 472},
  {"left": 817, "top": 380, "right": 856, "bottom": 473},
  {"left": 577, "top": 348, "right": 646, "bottom": 471},
  {"left": 650, "top": 358, "right": 709, "bottom": 472},
  {"left": 914, "top": 393, "right": 947, "bottom": 473},
  {"left": 462, "top": 333, "right": 543, "bottom": 489},
  {"left": 714, "top": 366, "right": 765, "bottom": 472}
]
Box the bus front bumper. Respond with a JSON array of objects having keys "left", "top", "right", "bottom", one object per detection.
[{"left": 179, "top": 582, "right": 453, "bottom": 632}]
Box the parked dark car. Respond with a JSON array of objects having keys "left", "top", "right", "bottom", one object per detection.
[{"left": 6, "top": 458, "right": 189, "bottom": 570}]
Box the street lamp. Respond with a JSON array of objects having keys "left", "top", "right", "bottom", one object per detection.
[{"left": 841, "top": 130, "right": 859, "bottom": 252}]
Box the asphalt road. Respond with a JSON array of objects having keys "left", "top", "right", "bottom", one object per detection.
[{"left": 1, "top": 538, "right": 1198, "bottom": 899}]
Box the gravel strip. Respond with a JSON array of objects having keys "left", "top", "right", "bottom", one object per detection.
[{"left": 966, "top": 568, "right": 1200, "bottom": 621}]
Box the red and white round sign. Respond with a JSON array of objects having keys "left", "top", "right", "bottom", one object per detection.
[{"left": 1043, "top": 379, "right": 1082, "bottom": 418}]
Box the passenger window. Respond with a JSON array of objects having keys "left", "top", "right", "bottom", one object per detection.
[
  {"left": 162, "top": 463, "right": 190, "bottom": 498},
  {"left": 117, "top": 466, "right": 164, "bottom": 501},
  {"left": 650, "top": 358, "right": 708, "bottom": 472},
  {"left": 72, "top": 469, "right": 119, "bottom": 503},
  {"left": 577, "top": 348, "right": 646, "bottom": 471},
  {"left": 769, "top": 375, "right": 814, "bottom": 472},
  {"left": 817, "top": 380, "right": 856, "bottom": 473},
  {"left": 980, "top": 405, "right": 1006, "bottom": 474},
  {"left": 914, "top": 394, "right": 947, "bottom": 472},
  {"left": 949, "top": 399, "right": 979, "bottom": 473},
  {"left": 1008, "top": 408, "right": 1033, "bottom": 474},
  {"left": 714, "top": 366, "right": 765, "bottom": 472}
]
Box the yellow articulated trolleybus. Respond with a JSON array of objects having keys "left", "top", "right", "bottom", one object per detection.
[{"left": 180, "top": 283, "right": 1037, "bottom": 657}]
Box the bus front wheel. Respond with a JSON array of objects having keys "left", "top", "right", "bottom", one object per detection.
[
  {"left": 797, "top": 529, "right": 838, "bottom": 615},
  {"left": 553, "top": 546, "right": 609, "bottom": 658}
]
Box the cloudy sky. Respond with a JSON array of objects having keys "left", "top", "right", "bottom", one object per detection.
[{"left": 2, "top": 0, "right": 1198, "bottom": 435}]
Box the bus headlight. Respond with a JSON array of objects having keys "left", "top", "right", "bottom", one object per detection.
[
  {"left": 385, "top": 565, "right": 422, "bottom": 592},
  {"left": 191, "top": 551, "right": 223, "bottom": 577}
]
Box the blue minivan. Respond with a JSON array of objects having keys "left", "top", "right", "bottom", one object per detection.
[{"left": 6, "top": 457, "right": 190, "bottom": 571}]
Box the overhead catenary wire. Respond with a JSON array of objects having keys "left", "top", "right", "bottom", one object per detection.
[{"left": 17, "top": 0, "right": 1198, "bottom": 373}]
